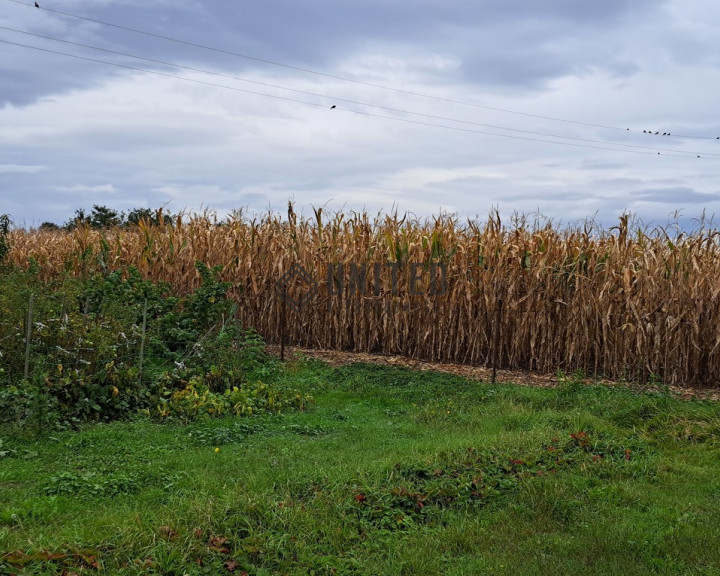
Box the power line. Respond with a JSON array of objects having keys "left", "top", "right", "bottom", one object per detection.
[
  {"left": 2, "top": 25, "right": 718, "bottom": 159},
  {"left": 1, "top": 38, "right": 712, "bottom": 159},
  {"left": 6, "top": 0, "right": 720, "bottom": 141},
  {"left": 0, "top": 38, "right": 329, "bottom": 109},
  {"left": 0, "top": 36, "right": 709, "bottom": 160},
  {"left": 339, "top": 108, "right": 705, "bottom": 157}
]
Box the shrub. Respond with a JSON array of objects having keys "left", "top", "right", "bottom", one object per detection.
[{"left": 0, "top": 263, "right": 304, "bottom": 430}]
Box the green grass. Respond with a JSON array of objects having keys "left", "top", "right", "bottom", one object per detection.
[{"left": 2, "top": 359, "right": 720, "bottom": 575}]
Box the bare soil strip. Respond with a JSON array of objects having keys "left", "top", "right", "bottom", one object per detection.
[{"left": 266, "top": 345, "right": 720, "bottom": 402}]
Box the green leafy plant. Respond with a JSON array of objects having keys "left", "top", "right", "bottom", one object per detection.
[
  {"left": 155, "top": 376, "right": 313, "bottom": 422},
  {"left": 44, "top": 470, "right": 140, "bottom": 497},
  {"left": 351, "top": 430, "right": 646, "bottom": 531},
  {"left": 0, "top": 263, "right": 298, "bottom": 430},
  {"left": 0, "top": 213, "right": 10, "bottom": 265}
]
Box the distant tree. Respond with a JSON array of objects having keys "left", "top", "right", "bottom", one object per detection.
[
  {"left": 63, "top": 205, "right": 122, "bottom": 230},
  {"left": 38, "top": 222, "right": 59, "bottom": 231},
  {"left": 124, "top": 207, "right": 173, "bottom": 227},
  {"left": 124, "top": 207, "right": 153, "bottom": 226},
  {"left": 89, "top": 205, "right": 121, "bottom": 228},
  {"left": 63, "top": 208, "right": 90, "bottom": 230}
]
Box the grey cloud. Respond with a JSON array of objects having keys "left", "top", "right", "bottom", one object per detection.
[
  {"left": 2, "top": 0, "right": 720, "bottom": 230},
  {"left": 633, "top": 187, "right": 720, "bottom": 204},
  {"left": 0, "top": 164, "right": 47, "bottom": 173},
  {"left": 2, "top": 0, "right": 666, "bottom": 110}
]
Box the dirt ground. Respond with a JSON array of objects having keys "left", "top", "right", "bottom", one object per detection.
[{"left": 266, "top": 345, "right": 720, "bottom": 402}]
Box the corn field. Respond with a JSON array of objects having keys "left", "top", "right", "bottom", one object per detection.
[{"left": 6, "top": 208, "right": 720, "bottom": 387}]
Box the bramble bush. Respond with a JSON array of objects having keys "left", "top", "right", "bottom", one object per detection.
[
  {"left": 0, "top": 262, "right": 309, "bottom": 430},
  {"left": 0, "top": 214, "right": 10, "bottom": 266}
]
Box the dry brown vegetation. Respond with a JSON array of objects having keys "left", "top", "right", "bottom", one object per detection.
[{"left": 7, "top": 207, "right": 720, "bottom": 387}]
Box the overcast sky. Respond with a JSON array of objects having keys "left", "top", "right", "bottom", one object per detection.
[{"left": 1, "top": 0, "right": 720, "bottom": 229}]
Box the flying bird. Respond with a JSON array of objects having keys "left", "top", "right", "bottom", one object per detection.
[
  {"left": 655, "top": 131, "right": 659, "bottom": 135},
  {"left": 34, "top": 2, "right": 39, "bottom": 7},
  {"left": 330, "top": 105, "right": 336, "bottom": 109}
]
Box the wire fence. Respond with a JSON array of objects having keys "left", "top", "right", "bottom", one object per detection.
[
  {"left": 1, "top": 292, "right": 256, "bottom": 390},
  {"left": 3, "top": 289, "right": 509, "bottom": 389}
]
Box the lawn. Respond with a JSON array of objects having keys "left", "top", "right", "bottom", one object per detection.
[{"left": 1, "top": 359, "right": 720, "bottom": 575}]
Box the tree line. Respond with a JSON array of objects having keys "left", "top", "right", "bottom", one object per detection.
[{"left": 37, "top": 205, "right": 175, "bottom": 231}]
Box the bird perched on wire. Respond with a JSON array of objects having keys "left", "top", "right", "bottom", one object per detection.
[{"left": 35, "top": 2, "right": 39, "bottom": 7}]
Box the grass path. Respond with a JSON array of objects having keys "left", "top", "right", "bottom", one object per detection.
[
  {"left": 2, "top": 360, "right": 720, "bottom": 575},
  {"left": 268, "top": 345, "right": 720, "bottom": 401}
]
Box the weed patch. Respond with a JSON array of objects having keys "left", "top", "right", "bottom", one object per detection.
[{"left": 351, "top": 429, "right": 648, "bottom": 531}]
